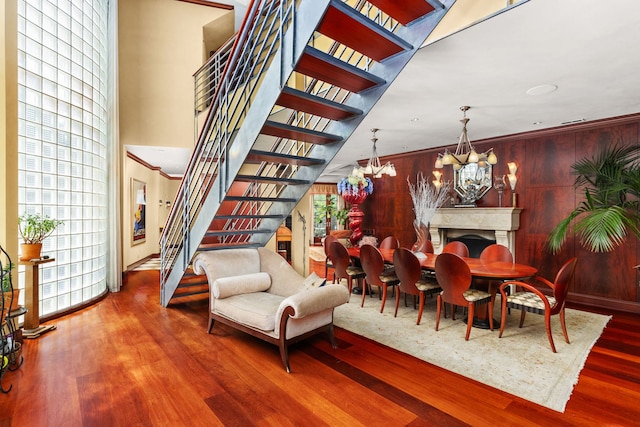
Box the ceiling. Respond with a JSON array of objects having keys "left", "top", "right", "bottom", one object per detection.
[{"left": 131, "top": 0, "right": 640, "bottom": 180}]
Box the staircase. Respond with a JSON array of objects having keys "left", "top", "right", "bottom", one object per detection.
[{"left": 160, "top": 0, "right": 454, "bottom": 306}]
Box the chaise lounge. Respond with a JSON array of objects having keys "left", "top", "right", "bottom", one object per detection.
[{"left": 192, "top": 247, "right": 350, "bottom": 372}]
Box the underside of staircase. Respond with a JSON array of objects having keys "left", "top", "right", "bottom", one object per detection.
[{"left": 160, "top": 0, "right": 454, "bottom": 306}]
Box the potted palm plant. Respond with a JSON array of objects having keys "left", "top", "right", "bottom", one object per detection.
[
  {"left": 18, "top": 213, "right": 64, "bottom": 261},
  {"left": 547, "top": 144, "right": 640, "bottom": 253}
]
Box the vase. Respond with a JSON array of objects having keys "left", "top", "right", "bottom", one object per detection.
[
  {"left": 19, "top": 243, "right": 42, "bottom": 261},
  {"left": 340, "top": 190, "right": 369, "bottom": 246},
  {"left": 411, "top": 221, "right": 430, "bottom": 252}
]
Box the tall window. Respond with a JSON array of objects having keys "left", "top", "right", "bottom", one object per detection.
[
  {"left": 17, "top": 0, "right": 110, "bottom": 315},
  {"left": 313, "top": 194, "right": 338, "bottom": 244}
]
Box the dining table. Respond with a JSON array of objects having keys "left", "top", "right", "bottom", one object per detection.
[{"left": 347, "top": 246, "right": 538, "bottom": 328}]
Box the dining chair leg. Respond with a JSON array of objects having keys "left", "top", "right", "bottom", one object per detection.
[
  {"left": 416, "top": 292, "right": 425, "bottom": 325},
  {"left": 559, "top": 308, "right": 570, "bottom": 344},
  {"left": 519, "top": 308, "right": 527, "bottom": 328},
  {"left": 545, "top": 313, "right": 557, "bottom": 353},
  {"left": 488, "top": 300, "right": 494, "bottom": 331},
  {"left": 499, "top": 299, "right": 508, "bottom": 338},
  {"left": 465, "top": 303, "right": 475, "bottom": 341},
  {"left": 435, "top": 295, "right": 442, "bottom": 331},
  {"left": 380, "top": 286, "right": 388, "bottom": 313},
  {"left": 361, "top": 281, "right": 367, "bottom": 307},
  {"left": 394, "top": 290, "right": 401, "bottom": 317}
]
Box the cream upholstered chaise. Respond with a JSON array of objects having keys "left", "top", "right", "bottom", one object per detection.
[{"left": 192, "top": 247, "right": 350, "bottom": 372}]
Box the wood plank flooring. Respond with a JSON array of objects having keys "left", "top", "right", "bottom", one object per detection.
[{"left": 1, "top": 258, "right": 639, "bottom": 426}]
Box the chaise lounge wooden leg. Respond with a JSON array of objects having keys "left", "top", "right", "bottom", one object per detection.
[
  {"left": 207, "top": 315, "right": 215, "bottom": 333},
  {"left": 327, "top": 324, "right": 338, "bottom": 349},
  {"left": 279, "top": 340, "right": 291, "bottom": 373}
]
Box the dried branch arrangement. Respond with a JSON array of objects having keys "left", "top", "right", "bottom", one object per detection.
[{"left": 407, "top": 172, "right": 450, "bottom": 226}]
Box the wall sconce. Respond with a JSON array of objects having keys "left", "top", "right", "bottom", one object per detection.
[
  {"left": 159, "top": 199, "right": 164, "bottom": 207},
  {"left": 507, "top": 162, "right": 518, "bottom": 206},
  {"left": 432, "top": 170, "right": 443, "bottom": 191},
  {"left": 165, "top": 200, "right": 171, "bottom": 208}
]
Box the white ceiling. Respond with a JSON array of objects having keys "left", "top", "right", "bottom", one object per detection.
[{"left": 131, "top": 0, "right": 640, "bottom": 181}]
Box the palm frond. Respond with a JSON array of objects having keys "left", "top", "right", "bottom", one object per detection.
[
  {"left": 547, "top": 143, "right": 640, "bottom": 254},
  {"left": 573, "top": 206, "right": 629, "bottom": 252}
]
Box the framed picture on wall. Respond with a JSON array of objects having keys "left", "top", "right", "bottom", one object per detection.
[{"left": 132, "top": 178, "right": 146, "bottom": 245}]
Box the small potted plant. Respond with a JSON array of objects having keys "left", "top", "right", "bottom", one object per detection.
[
  {"left": 1, "top": 262, "right": 18, "bottom": 311},
  {"left": 18, "top": 213, "right": 64, "bottom": 261}
]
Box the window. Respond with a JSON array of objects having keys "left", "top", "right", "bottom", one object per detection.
[
  {"left": 312, "top": 194, "right": 338, "bottom": 244},
  {"left": 17, "top": 0, "right": 110, "bottom": 315}
]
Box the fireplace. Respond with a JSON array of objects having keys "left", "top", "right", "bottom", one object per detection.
[
  {"left": 447, "top": 234, "right": 496, "bottom": 258},
  {"left": 429, "top": 207, "right": 522, "bottom": 258}
]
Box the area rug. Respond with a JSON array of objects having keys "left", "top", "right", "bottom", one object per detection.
[
  {"left": 308, "top": 246, "right": 326, "bottom": 262},
  {"left": 333, "top": 292, "right": 611, "bottom": 412}
]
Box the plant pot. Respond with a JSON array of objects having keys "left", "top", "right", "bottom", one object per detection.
[
  {"left": 10, "top": 288, "right": 20, "bottom": 311},
  {"left": 19, "top": 243, "right": 42, "bottom": 261},
  {"left": 1, "top": 294, "right": 9, "bottom": 322}
]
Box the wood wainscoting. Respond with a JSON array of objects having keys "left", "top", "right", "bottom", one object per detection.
[{"left": 360, "top": 114, "right": 640, "bottom": 312}]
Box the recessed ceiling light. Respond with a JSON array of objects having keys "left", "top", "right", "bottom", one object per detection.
[
  {"left": 410, "top": 117, "right": 420, "bottom": 122},
  {"left": 532, "top": 121, "right": 542, "bottom": 125},
  {"left": 526, "top": 84, "right": 558, "bottom": 96}
]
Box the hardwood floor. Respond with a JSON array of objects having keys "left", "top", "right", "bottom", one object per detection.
[{"left": 1, "top": 258, "right": 639, "bottom": 426}]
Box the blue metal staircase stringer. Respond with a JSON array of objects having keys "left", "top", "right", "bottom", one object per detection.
[{"left": 161, "top": 0, "right": 455, "bottom": 306}]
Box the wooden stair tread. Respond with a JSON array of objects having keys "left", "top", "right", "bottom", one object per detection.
[
  {"left": 318, "top": 2, "right": 412, "bottom": 62},
  {"left": 261, "top": 120, "right": 342, "bottom": 145},
  {"left": 235, "top": 174, "right": 310, "bottom": 185},
  {"left": 367, "top": 0, "right": 437, "bottom": 25},
  {"left": 245, "top": 149, "right": 325, "bottom": 166},
  {"left": 276, "top": 87, "right": 362, "bottom": 121},
  {"left": 296, "top": 47, "right": 385, "bottom": 93}
]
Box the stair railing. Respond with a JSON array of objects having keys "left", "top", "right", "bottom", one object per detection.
[
  {"left": 219, "top": 1, "right": 402, "bottom": 235},
  {"left": 162, "top": 0, "right": 424, "bottom": 300},
  {"left": 161, "top": 0, "right": 296, "bottom": 291}
]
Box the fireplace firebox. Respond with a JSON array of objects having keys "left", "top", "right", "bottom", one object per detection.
[{"left": 447, "top": 234, "right": 496, "bottom": 258}]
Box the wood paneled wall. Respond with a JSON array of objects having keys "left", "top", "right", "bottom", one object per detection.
[{"left": 359, "top": 114, "right": 640, "bottom": 312}]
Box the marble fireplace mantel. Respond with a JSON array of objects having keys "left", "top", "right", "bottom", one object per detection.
[{"left": 429, "top": 207, "right": 522, "bottom": 257}]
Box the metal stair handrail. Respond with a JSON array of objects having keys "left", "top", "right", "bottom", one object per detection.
[
  {"left": 161, "top": 0, "right": 450, "bottom": 305},
  {"left": 218, "top": 1, "right": 403, "bottom": 242},
  {"left": 161, "top": 0, "right": 295, "bottom": 282}
]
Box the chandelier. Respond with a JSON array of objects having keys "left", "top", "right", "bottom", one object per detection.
[
  {"left": 434, "top": 106, "right": 497, "bottom": 170},
  {"left": 352, "top": 128, "right": 397, "bottom": 179}
]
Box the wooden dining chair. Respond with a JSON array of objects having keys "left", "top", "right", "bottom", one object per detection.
[
  {"left": 477, "top": 243, "right": 514, "bottom": 305},
  {"left": 480, "top": 244, "right": 513, "bottom": 264},
  {"left": 442, "top": 241, "right": 470, "bottom": 258},
  {"left": 323, "top": 235, "right": 338, "bottom": 281},
  {"left": 413, "top": 239, "right": 434, "bottom": 254},
  {"left": 498, "top": 257, "right": 578, "bottom": 352},
  {"left": 393, "top": 248, "right": 441, "bottom": 325},
  {"left": 359, "top": 244, "right": 399, "bottom": 313},
  {"left": 379, "top": 236, "right": 400, "bottom": 250},
  {"left": 435, "top": 253, "right": 493, "bottom": 340},
  {"left": 329, "top": 241, "right": 365, "bottom": 295}
]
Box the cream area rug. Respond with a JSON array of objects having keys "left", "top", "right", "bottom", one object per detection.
[
  {"left": 308, "top": 246, "right": 326, "bottom": 262},
  {"left": 333, "top": 291, "right": 611, "bottom": 412}
]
